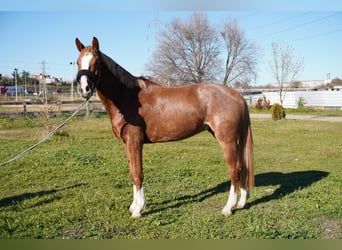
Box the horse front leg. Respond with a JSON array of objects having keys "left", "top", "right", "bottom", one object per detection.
[
  {"left": 123, "top": 132, "right": 145, "bottom": 218},
  {"left": 129, "top": 183, "right": 145, "bottom": 218}
]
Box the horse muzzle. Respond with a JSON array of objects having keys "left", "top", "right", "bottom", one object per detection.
[
  {"left": 79, "top": 84, "right": 94, "bottom": 99},
  {"left": 76, "top": 70, "right": 96, "bottom": 99}
]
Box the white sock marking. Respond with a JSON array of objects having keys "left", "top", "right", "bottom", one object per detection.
[
  {"left": 222, "top": 185, "right": 237, "bottom": 216},
  {"left": 130, "top": 185, "right": 145, "bottom": 218},
  {"left": 237, "top": 188, "right": 248, "bottom": 209}
]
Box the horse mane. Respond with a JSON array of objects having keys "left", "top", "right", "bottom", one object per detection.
[{"left": 100, "top": 52, "right": 139, "bottom": 88}]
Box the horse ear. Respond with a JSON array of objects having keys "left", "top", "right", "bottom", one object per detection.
[
  {"left": 92, "top": 37, "right": 99, "bottom": 51},
  {"left": 75, "top": 38, "right": 85, "bottom": 52}
]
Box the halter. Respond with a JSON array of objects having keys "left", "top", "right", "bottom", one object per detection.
[
  {"left": 76, "top": 60, "right": 101, "bottom": 96},
  {"left": 76, "top": 69, "right": 97, "bottom": 86}
]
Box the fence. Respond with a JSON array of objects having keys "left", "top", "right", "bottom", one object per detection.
[
  {"left": 244, "top": 89, "right": 342, "bottom": 109},
  {"left": 0, "top": 99, "right": 105, "bottom": 116}
]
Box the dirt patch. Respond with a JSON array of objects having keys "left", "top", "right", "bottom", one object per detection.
[{"left": 321, "top": 219, "right": 342, "bottom": 239}]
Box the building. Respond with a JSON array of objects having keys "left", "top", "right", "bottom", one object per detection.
[{"left": 30, "top": 73, "right": 62, "bottom": 85}]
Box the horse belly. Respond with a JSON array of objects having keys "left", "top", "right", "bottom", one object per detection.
[{"left": 143, "top": 104, "right": 206, "bottom": 142}]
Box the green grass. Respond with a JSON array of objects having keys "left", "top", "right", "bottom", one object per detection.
[{"left": 0, "top": 114, "right": 341, "bottom": 239}]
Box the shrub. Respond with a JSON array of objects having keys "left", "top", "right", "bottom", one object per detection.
[
  {"left": 270, "top": 103, "right": 286, "bottom": 121},
  {"left": 297, "top": 96, "right": 306, "bottom": 108}
]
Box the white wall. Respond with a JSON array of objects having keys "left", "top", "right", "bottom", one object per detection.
[{"left": 262, "top": 90, "right": 342, "bottom": 109}]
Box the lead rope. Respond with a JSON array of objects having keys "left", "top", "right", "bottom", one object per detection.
[{"left": 0, "top": 100, "right": 89, "bottom": 167}]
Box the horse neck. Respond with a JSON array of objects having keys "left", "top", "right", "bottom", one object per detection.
[
  {"left": 100, "top": 52, "right": 138, "bottom": 89},
  {"left": 96, "top": 60, "right": 139, "bottom": 114}
]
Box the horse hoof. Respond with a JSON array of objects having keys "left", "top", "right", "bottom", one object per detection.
[
  {"left": 236, "top": 202, "right": 245, "bottom": 209},
  {"left": 221, "top": 209, "right": 232, "bottom": 216},
  {"left": 131, "top": 212, "right": 142, "bottom": 218}
]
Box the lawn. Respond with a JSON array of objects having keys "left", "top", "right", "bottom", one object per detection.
[{"left": 0, "top": 114, "right": 341, "bottom": 239}]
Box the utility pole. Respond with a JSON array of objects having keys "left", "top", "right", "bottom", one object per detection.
[
  {"left": 14, "top": 68, "right": 18, "bottom": 101},
  {"left": 41, "top": 61, "right": 49, "bottom": 127},
  {"left": 70, "top": 62, "right": 75, "bottom": 101},
  {"left": 42, "top": 61, "right": 48, "bottom": 104},
  {"left": 24, "top": 71, "right": 27, "bottom": 96}
]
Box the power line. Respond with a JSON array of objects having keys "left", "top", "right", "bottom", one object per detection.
[
  {"left": 261, "top": 12, "right": 342, "bottom": 38},
  {"left": 269, "top": 12, "right": 313, "bottom": 26},
  {"left": 251, "top": 11, "right": 313, "bottom": 30},
  {"left": 287, "top": 27, "right": 342, "bottom": 43}
]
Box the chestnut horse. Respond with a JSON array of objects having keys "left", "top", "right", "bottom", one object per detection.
[{"left": 75, "top": 37, "right": 254, "bottom": 218}]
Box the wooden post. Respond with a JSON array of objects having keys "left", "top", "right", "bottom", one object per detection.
[{"left": 23, "top": 102, "right": 27, "bottom": 116}]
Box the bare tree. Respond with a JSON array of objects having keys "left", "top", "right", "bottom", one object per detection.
[
  {"left": 147, "top": 13, "right": 221, "bottom": 85},
  {"left": 269, "top": 42, "right": 304, "bottom": 105},
  {"left": 220, "top": 19, "right": 258, "bottom": 86}
]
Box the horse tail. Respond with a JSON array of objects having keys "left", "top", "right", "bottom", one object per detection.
[{"left": 239, "top": 103, "right": 254, "bottom": 190}]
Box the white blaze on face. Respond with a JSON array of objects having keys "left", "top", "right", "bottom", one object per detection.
[
  {"left": 79, "top": 53, "right": 94, "bottom": 94},
  {"left": 81, "top": 53, "right": 94, "bottom": 69}
]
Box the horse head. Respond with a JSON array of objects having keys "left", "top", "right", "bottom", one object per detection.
[{"left": 75, "top": 37, "right": 101, "bottom": 99}]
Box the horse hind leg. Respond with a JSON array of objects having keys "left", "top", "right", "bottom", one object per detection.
[
  {"left": 222, "top": 150, "right": 250, "bottom": 214},
  {"left": 219, "top": 141, "right": 240, "bottom": 216},
  {"left": 223, "top": 174, "right": 250, "bottom": 215},
  {"left": 235, "top": 149, "right": 249, "bottom": 209},
  {"left": 237, "top": 188, "right": 249, "bottom": 209},
  {"left": 222, "top": 184, "right": 238, "bottom": 216}
]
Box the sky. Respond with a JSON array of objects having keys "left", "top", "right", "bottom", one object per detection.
[{"left": 0, "top": 1, "right": 341, "bottom": 86}]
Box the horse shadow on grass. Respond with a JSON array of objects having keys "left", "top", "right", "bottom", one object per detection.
[
  {"left": 144, "top": 170, "right": 329, "bottom": 216},
  {"left": 0, "top": 183, "right": 87, "bottom": 209}
]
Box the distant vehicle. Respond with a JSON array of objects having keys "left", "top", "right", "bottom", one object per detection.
[
  {"left": 1, "top": 86, "right": 25, "bottom": 95},
  {"left": 0, "top": 86, "right": 7, "bottom": 94}
]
